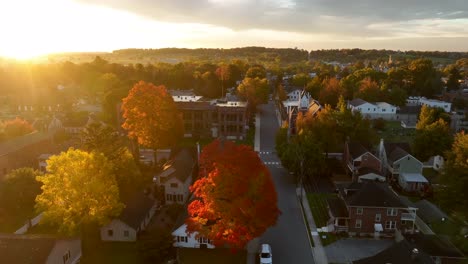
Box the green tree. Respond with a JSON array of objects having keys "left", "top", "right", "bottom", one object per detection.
[
  {"left": 416, "top": 105, "right": 451, "bottom": 130},
  {"left": 237, "top": 77, "right": 269, "bottom": 110},
  {"left": 138, "top": 227, "right": 175, "bottom": 263},
  {"left": 413, "top": 119, "right": 453, "bottom": 161},
  {"left": 0, "top": 168, "right": 42, "bottom": 214},
  {"left": 437, "top": 132, "right": 468, "bottom": 218},
  {"left": 245, "top": 66, "right": 267, "bottom": 79},
  {"left": 291, "top": 73, "right": 311, "bottom": 87},
  {"left": 36, "top": 149, "right": 124, "bottom": 235},
  {"left": 356, "top": 77, "right": 380, "bottom": 102},
  {"left": 81, "top": 123, "right": 143, "bottom": 198},
  {"left": 387, "top": 87, "right": 408, "bottom": 107},
  {"left": 444, "top": 65, "right": 462, "bottom": 91},
  {"left": 408, "top": 59, "right": 442, "bottom": 97}
]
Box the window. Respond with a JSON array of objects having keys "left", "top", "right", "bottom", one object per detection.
[
  {"left": 107, "top": 229, "right": 114, "bottom": 236},
  {"left": 356, "top": 207, "right": 363, "bottom": 215},
  {"left": 177, "top": 236, "right": 188, "bottom": 243},
  {"left": 166, "top": 194, "right": 172, "bottom": 201},
  {"left": 385, "top": 221, "right": 396, "bottom": 229},
  {"left": 170, "top": 183, "right": 178, "bottom": 188},
  {"left": 375, "top": 214, "right": 381, "bottom": 222},
  {"left": 199, "top": 237, "right": 209, "bottom": 244},
  {"left": 62, "top": 250, "right": 71, "bottom": 264},
  {"left": 124, "top": 230, "right": 129, "bottom": 237},
  {"left": 373, "top": 108, "right": 376, "bottom": 112},
  {"left": 387, "top": 208, "right": 398, "bottom": 216},
  {"left": 382, "top": 108, "right": 386, "bottom": 112},
  {"left": 177, "top": 194, "right": 183, "bottom": 202},
  {"left": 355, "top": 219, "right": 362, "bottom": 228},
  {"left": 368, "top": 108, "right": 370, "bottom": 111}
]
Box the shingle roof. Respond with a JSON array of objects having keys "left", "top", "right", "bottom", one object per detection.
[
  {"left": 160, "top": 149, "right": 195, "bottom": 183},
  {"left": 345, "top": 181, "right": 407, "bottom": 208},
  {"left": 348, "top": 142, "right": 369, "bottom": 159},
  {"left": 353, "top": 240, "right": 435, "bottom": 264},
  {"left": 0, "top": 234, "right": 56, "bottom": 264},
  {"left": 385, "top": 142, "right": 412, "bottom": 164},
  {"left": 119, "top": 192, "right": 154, "bottom": 229},
  {"left": 349, "top": 98, "right": 368, "bottom": 107},
  {"left": 0, "top": 132, "right": 52, "bottom": 157},
  {"left": 327, "top": 197, "right": 349, "bottom": 218}
]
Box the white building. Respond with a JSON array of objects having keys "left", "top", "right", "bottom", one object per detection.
[
  {"left": 38, "top": 154, "right": 53, "bottom": 172},
  {"left": 172, "top": 224, "right": 215, "bottom": 249},
  {"left": 286, "top": 89, "right": 302, "bottom": 101},
  {"left": 406, "top": 96, "right": 451, "bottom": 113},
  {"left": 348, "top": 98, "right": 397, "bottom": 120},
  {"left": 100, "top": 192, "right": 157, "bottom": 242},
  {"left": 153, "top": 149, "right": 195, "bottom": 205}
]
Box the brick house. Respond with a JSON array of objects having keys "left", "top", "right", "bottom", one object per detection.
[
  {"left": 329, "top": 181, "right": 417, "bottom": 237},
  {"left": 344, "top": 141, "right": 381, "bottom": 181}
]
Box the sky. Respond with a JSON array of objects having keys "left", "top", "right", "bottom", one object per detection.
[{"left": 0, "top": 0, "right": 467, "bottom": 59}]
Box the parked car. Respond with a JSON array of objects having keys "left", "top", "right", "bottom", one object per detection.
[{"left": 259, "top": 244, "right": 272, "bottom": 264}]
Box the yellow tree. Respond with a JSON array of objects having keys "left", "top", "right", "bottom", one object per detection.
[
  {"left": 121, "top": 81, "right": 183, "bottom": 149},
  {"left": 35, "top": 149, "right": 124, "bottom": 235},
  {"left": 237, "top": 77, "right": 269, "bottom": 110}
]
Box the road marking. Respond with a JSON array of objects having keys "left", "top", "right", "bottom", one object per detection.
[{"left": 263, "top": 161, "right": 281, "bottom": 165}]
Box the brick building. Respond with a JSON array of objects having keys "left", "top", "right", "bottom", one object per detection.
[{"left": 328, "top": 181, "right": 417, "bottom": 237}]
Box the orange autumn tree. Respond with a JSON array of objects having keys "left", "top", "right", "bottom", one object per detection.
[
  {"left": 186, "top": 139, "right": 280, "bottom": 249},
  {"left": 121, "top": 81, "right": 183, "bottom": 149}
]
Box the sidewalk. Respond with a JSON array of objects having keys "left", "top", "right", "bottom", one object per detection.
[
  {"left": 297, "top": 188, "right": 329, "bottom": 264},
  {"left": 254, "top": 113, "right": 260, "bottom": 152}
]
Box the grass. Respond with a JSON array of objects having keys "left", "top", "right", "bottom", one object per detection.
[
  {"left": 378, "top": 121, "right": 415, "bottom": 143},
  {"left": 318, "top": 232, "right": 339, "bottom": 246},
  {"left": 307, "top": 193, "right": 336, "bottom": 228},
  {"left": 83, "top": 242, "right": 141, "bottom": 264},
  {"left": 177, "top": 248, "right": 246, "bottom": 264},
  {"left": 422, "top": 168, "right": 440, "bottom": 183}
]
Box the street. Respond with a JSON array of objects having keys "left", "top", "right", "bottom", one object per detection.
[{"left": 257, "top": 101, "right": 315, "bottom": 264}]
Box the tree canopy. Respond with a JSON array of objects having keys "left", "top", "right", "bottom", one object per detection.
[
  {"left": 237, "top": 77, "right": 269, "bottom": 110},
  {"left": 35, "top": 149, "right": 124, "bottom": 235},
  {"left": 0, "top": 167, "right": 42, "bottom": 214},
  {"left": 121, "top": 81, "right": 184, "bottom": 149},
  {"left": 186, "top": 140, "right": 280, "bottom": 249}
]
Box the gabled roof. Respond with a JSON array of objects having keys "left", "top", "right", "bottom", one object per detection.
[
  {"left": 307, "top": 100, "right": 322, "bottom": 116},
  {"left": 353, "top": 240, "right": 435, "bottom": 264},
  {"left": 159, "top": 149, "right": 195, "bottom": 183},
  {"left": 384, "top": 142, "right": 413, "bottom": 164},
  {"left": 119, "top": 192, "right": 154, "bottom": 229},
  {"left": 347, "top": 142, "right": 370, "bottom": 159},
  {"left": 0, "top": 132, "right": 51, "bottom": 157},
  {"left": 327, "top": 197, "right": 349, "bottom": 218},
  {"left": 405, "top": 234, "right": 465, "bottom": 259},
  {"left": 0, "top": 234, "right": 57, "bottom": 264},
  {"left": 343, "top": 181, "right": 407, "bottom": 208},
  {"left": 348, "top": 98, "right": 369, "bottom": 107}
]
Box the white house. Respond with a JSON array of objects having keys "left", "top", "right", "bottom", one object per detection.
[
  {"left": 0, "top": 234, "right": 81, "bottom": 264},
  {"left": 423, "top": 155, "right": 445, "bottom": 172},
  {"left": 172, "top": 224, "right": 215, "bottom": 249},
  {"left": 154, "top": 149, "right": 195, "bottom": 205},
  {"left": 100, "top": 192, "right": 157, "bottom": 242},
  {"left": 406, "top": 96, "right": 451, "bottom": 113},
  {"left": 286, "top": 89, "right": 302, "bottom": 101},
  {"left": 348, "top": 98, "right": 397, "bottom": 120}
]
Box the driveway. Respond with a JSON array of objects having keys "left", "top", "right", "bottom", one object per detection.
[{"left": 325, "top": 238, "right": 394, "bottom": 263}]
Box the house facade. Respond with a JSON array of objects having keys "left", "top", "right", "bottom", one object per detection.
[
  {"left": 344, "top": 142, "right": 381, "bottom": 180},
  {"left": 154, "top": 149, "right": 195, "bottom": 205},
  {"left": 0, "top": 234, "right": 81, "bottom": 264},
  {"left": 172, "top": 224, "right": 215, "bottom": 249},
  {"left": 407, "top": 97, "right": 452, "bottom": 113},
  {"left": 348, "top": 98, "right": 397, "bottom": 120},
  {"left": 282, "top": 89, "right": 322, "bottom": 135},
  {"left": 378, "top": 139, "right": 428, "bottom": 192},
  {"left": 329, "top": 182, "right": 417, "bottom": 237},
  {"left": 101, "top": 192, "right": 157, "bottom": 242}
]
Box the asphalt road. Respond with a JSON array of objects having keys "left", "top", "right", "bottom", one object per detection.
[{"left": 258, "top": 101, "right": 315, "bottom": 264}]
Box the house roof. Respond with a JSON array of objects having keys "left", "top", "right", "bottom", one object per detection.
[
  {"left": 0, "top": 132, "right": 52, "bottom": 157},
  {"left": 405, "top": 234, "right": 465, "bottom": 259},
  {"left": 348, "top": 142, "right": 370, "bottom": 159},
  {"left": 0, "top": 234, "right": 57, "bottom": 264},
  {"left": 307, "top": 100, "right": 322, "bottom": 116},
  {"left": 375, "top": 102, "right": 395, "bottom": 108},
  {"left": 119, "top": 192, "right": 154, "bottom": 229},
  {"left": 327, "top": 197, "right": 349, "bottom": 218},
  {"left": 353, "top": 240, "right": 435, "bottom": 264},
  {"left": 399, "top": 105, "right": 422, "bottom": 114},
  {"left": 413, "top": 200, "right": 448, "bottom": 224},
  {"left": 349, "top": 98, "right": 368, "bottom": 107},
  {"left": 358, "top": 173, "right": 386, "bottom": 183},
  {"left": 401, "top": 173, "right": 428, "bottom": 183},
  {"left": 159, "top": 149, "right": 195, "bottom": 183},
  {"left": 384, "top": 142, "right": 411, "bottom": 157},
  {"left": 344, "top": 181, "right": 407, "bottom": 208}
]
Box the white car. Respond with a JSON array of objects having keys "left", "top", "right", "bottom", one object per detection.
[{"left": 259, "top": 244, "right": 272, "bottom": 264}]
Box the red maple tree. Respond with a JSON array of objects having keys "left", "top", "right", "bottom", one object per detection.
[
  {"left": 186, "top": 139, "right": 280, "bottom": 249},
  {"left": 121, "top": 81, "right": 183, "bottom": 149}
]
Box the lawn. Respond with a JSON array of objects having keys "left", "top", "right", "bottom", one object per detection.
[
  {"left": 177, "top": 248, "right": 246, "bottom": 264},
  {"left": 318, "top": 232, "right": 339, "bottom": 247},
  {"left": 307, "top": 193, "right": 336, "bottom": 228},
  {"left": 378, "top": 121, "right": 415, "bottom": 143},
  {"left": 422, "top": 168, "right": 439, "bottom": 184}
]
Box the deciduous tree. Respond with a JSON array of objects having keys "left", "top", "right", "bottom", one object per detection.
[
  {"left": 186, "top": 140, "right": 280, "bottom": 249},
  {"left": 237, "top": 77, "right": 269, "bottom": 110},
  {"left": 35, "top": 149, "right": 124, "bottom": 235},
  {"left": 3, "top": 117, "right": 34, "bottom": 139},
  {"left": 0, "top": 168, "right": 42, "bottom": 214},
  {"left": 413, "top": 119, "right": 453, "bottom": 161},
  {"left": 121, "top": 81, "right": 183, "bottom": 149}
]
